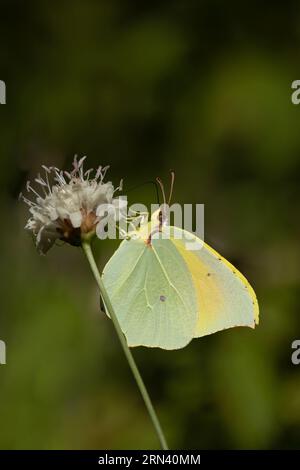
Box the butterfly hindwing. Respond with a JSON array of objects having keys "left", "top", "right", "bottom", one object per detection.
[{"left": 102, "top": 237, "right": 198, "bottom": 349}]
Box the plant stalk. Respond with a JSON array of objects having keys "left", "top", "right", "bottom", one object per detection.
[{"left": 82, "top": 239, "right": 169, "bottom": 450}]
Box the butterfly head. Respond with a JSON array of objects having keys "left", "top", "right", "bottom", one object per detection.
[
  {"left": 152, "top": 171, "right": 175, "bottom": 230},
  {"left": 151, "top": 205, "right": 168, "bottom": 228},
  {"left": 134, "top": 172, "right": 175, "bottom": 244}
]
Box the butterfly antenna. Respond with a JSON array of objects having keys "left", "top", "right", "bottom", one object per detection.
[
  {"left": 156, "top": 177, "right": 167, "bottom": 206},
  {"left": 153, "top": 180, "right": 160, "bottom": 205},
  {"left": 168, "top": 170, "right": 175, "bottom": 205}
]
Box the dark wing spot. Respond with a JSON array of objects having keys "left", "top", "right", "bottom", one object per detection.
[
  {"left": 207, "top": 272, "right": 211, "bottom": 277},
  {"left": 160, "top": 295, "right": 166, "bottom": 302}
]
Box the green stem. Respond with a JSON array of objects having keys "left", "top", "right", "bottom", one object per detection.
[{"left": 82, "top": 239, "right": 169, "bottom": 450}]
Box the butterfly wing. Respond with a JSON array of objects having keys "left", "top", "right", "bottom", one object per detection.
[
  {"left": 169, "top": 227, "right": 259, "bottom": 338},
  {"left": 102, "top": 237, "right": 198, "bottom": 349}
]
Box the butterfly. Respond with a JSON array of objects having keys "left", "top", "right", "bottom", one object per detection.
[{"left": 102, "top": 173, "right": 259, "bottom": 350}]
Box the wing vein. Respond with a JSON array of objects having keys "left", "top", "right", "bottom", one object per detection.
[{"left": 151, "top": 244, "right": 191, "bottom": 316}]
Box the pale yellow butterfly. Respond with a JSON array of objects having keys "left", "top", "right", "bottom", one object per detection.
[{"left": 102, "top": 174, "right": 259, "bottom": 350}]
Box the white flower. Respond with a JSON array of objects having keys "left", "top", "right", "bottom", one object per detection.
[{"left": 20, "top": 156, "right": 124, "bottom": 254}]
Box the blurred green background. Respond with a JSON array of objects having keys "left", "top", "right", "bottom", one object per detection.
[{"left": 1, "top": 0, "right": 300, "bottom": 449}]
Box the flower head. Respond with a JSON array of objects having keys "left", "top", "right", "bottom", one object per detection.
[{"left": 20, "top": 156, "right": 124, "bottom": 254}]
